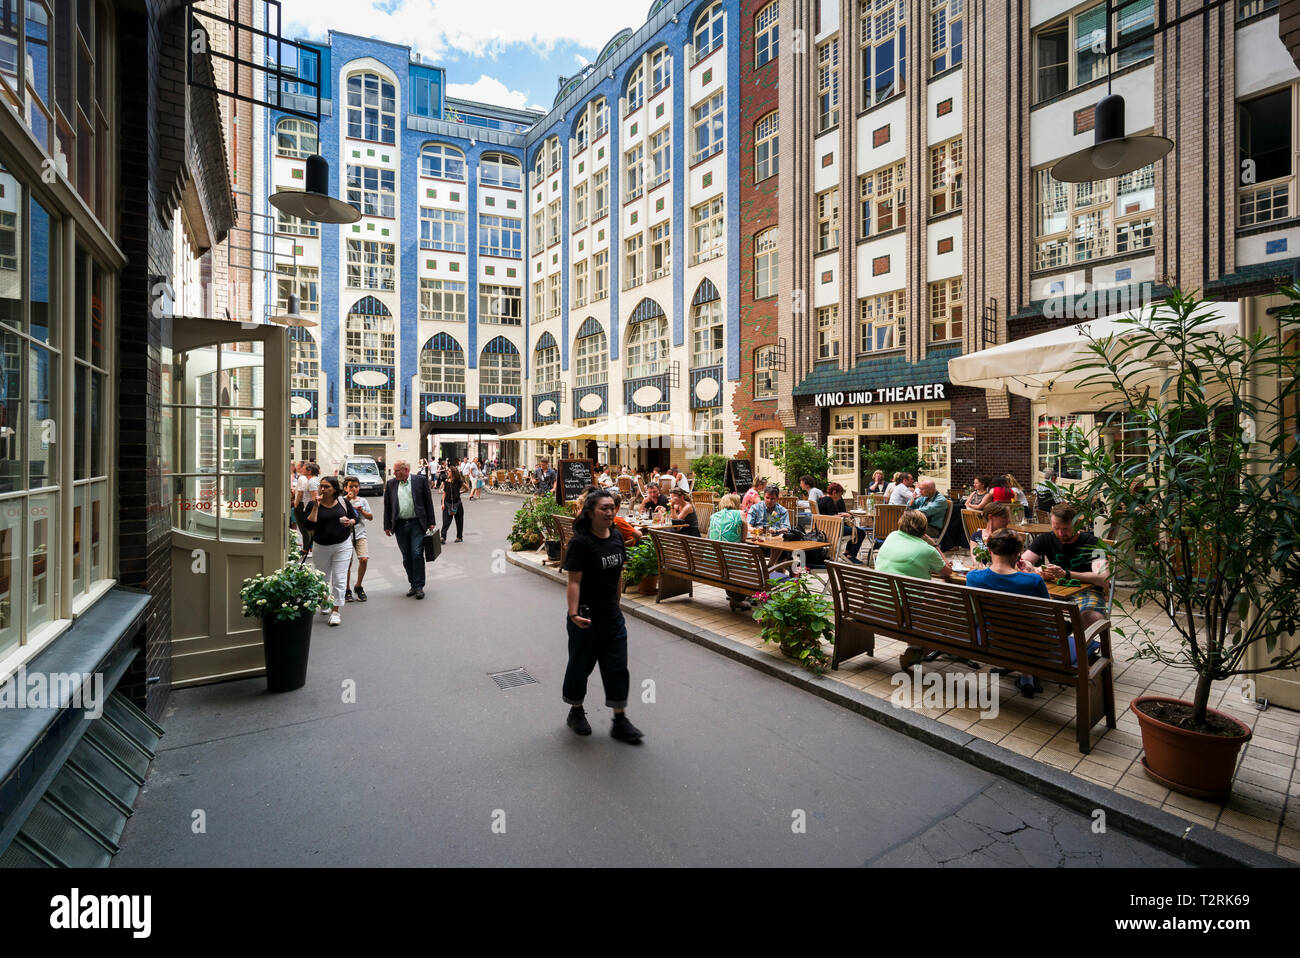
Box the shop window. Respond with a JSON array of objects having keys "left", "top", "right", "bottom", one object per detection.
[
  {"left": 1037, "top": 414, "right": 1084, "bottom": 479},
  {"left": 831, "top": 437, "right": 855, "bottom": 473},
  {"left": 834, "top": 414, "right": 855, "bottom": 431},
  {"left": 892, "top": 409, "right": 918, "bottom": 429},
  {"left": 925, "top": 408, "right": 950, "bottom": 428}
]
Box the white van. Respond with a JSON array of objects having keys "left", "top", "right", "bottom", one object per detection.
[{"left": 342, "top": 457, "right": 384, "bottom": 497}]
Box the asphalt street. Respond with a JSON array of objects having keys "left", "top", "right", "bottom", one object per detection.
[{"left": 113, "top": 494, "right": 1188, "bottom": 867}]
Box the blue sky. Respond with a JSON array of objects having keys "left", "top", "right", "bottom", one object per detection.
[{"left": 279, "top": 0, "right": 658, "bottom": 114}]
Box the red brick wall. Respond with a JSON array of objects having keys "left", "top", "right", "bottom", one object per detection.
[{"left": 734, "top": 0, "right": 783, "bottom": 456}]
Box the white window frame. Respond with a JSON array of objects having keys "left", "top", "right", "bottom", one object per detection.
[
  {"left": 1034, "top": 161, "right": 1154, "bottom": 269},
  {"left": 817, "top": 39, "right": 840, "bottom": 133},
  {"left": 754, "top": 228, "right": 778, "bottom": 299},
  {"left": 345, "top": 239, "right": 395, "bottom": 291},
  {"left": 754, "top": 111, "right": 778, "bottom": 182},
  {"left": 755, "top": 1, "right": 779, "bottom": 68},
  {"left": 860, "top": 0, "right": 907, "bottom": 105},
  {"left": 693, "top": 2, "right": 726, "bottom": 63},
  {"left": 692, "top": 91, "right": 725, "bottom": 164},
  {"left": 859, "top": 160, "right": 906, "bottom": 238},
  {"left": 691, "top": 196, "right": 725, "bottom": 265},
  {"left": 346, "top": 72, "right": 397, "bottom": 144},
  {"left": 419, "top": 278, "right": 466, "bottom": 323},
  {"left": 929, "top": 137, "right": 963, "bottom": 216},
  {"left": 928, "top": 277, "right": 963, "bottom": 343},
  {"left": 858, "top": 290, "right": 906, "bottom": 354}
]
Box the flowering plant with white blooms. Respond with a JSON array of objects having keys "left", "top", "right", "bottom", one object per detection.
[{"left": 239, "top": 549, "right": 333, "bottom": 622}]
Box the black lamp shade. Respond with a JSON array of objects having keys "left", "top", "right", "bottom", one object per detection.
[
  {"left": 1050, "top": 94, "right": 1173, "bottom": 183},
  {"left": 269, "top": 293, "right": 318, "bottom": 327},
  {"left": 268, "top": 154, "right": 361, "bottom": 225}
]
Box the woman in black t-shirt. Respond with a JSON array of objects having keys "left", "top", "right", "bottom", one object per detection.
[
  {"left": 669, "top": 488, "right": 700, "bottom": 536},
  {"left": 561, "top": 488, "right": 643, "bottom": 743},
  {"left": 441, "top": 466, "right": 468, "bottom": 543},
  {"left": 307, "top": 476, "right": 358, "bottom": 626}
]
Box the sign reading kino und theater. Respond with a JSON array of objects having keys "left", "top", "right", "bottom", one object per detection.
[{"left": 813, "top": 382, "right": 949, "bottom": 408}]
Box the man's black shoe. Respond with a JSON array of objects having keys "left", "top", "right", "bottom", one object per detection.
[
  {"left": 566, "top": 707, "right": 592, "bottom": 736},
  {"left": 406, "top": 587, "right": 417, "bottom": 597},
  {"left": 414, "top": 589, "right": 424, "bottom": 600},
  {"left": 610, "top": 714, "right": 644, "bottom": 744}
]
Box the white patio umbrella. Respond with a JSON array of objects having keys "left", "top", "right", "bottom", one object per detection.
[
  {"left": 947, "top": 300, "right": 1241, "bottom": 414},
  {"left": 568, "top": 413, "right": 705, "bottom": 442},
  {"left": 500, "top": 422, "right": 585, "bottom": 441}
]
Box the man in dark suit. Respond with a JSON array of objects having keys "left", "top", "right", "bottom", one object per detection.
[{"left": 383, "top": 459, "right": 437, "bottom": 599}]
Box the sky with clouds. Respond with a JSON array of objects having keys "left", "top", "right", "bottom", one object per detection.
[{"left": 278, "top": 0, "right": 660, "bottom": 114}]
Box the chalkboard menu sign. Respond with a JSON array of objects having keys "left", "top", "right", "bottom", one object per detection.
[
  {"left": 725, "top": 458, "right": 753, "bottom": 493},
  {"left": 558, "top": 458, "right": 594, "bottom": 504}
]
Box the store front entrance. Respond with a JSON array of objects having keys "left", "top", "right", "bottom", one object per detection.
[{"left": 166, "top": 317, "right": 289, "bottom": 687}]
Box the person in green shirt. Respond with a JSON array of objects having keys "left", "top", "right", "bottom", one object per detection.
[
  {"left": 709, "top": 493, "right": 754, "bottom": 612},
  {"left": 875, "top": 510, "right": 954, "bottom": 669}
]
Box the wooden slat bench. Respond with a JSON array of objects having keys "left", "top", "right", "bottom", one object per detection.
[
  {"left": 647, "top": 529, "right": 792, "bottom": 608},
  {"left": 826, "top": 562, "right": 1116, "bottom": 753}
]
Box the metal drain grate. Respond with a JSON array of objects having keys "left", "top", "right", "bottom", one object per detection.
[{"left": 489, "top": 668, "right": 539, "bottom": 690}]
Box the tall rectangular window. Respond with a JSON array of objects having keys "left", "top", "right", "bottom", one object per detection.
[
  {"left": 755, "top": 2, "right": 779, "bottom": 67},
  {"left": 547, "top": 199, "right": 561, "bottom": 246},
  {"left": 1033, "top": 1, "right": 1156, "bottom": 103},
  {"left": 547, "top": 273, "right": 562, "bottom": 318},
  {"left": 649, "top": 127, "right": 671, "bottom": 189},
  {"left": 817, "top": 39, "right": 840, "bottom": 133},
  {"left": 650, "top": 47, "right": 671, "bottom": 96},
  {"left": 929, "top": 0, "right": 963, "bottom": 75},
  {"left": 573, "top": 259, "right": 589, "bottom": 307},
  {"left": 625, "top": 143, "right": 645, "bottom": 200},
  {"left": 860, "top": 0, "right": 906, "bottom": 105},
  {"left": 816, "top": 188, "right": 840, "bottom": 252},
  {"left": 692, "top": 91, "right": 725, "bottom": 164},
  {"left": 531, "top": 208, "right": 544, "bottom": 247},
  {"left": 624, "top": 233, "right": 645, "bottom": 289},
  {"left": 345, "top": 165, "right": 396, "bottom": 218},
  {"left": 754, "top": 345, "right": 777, "bottom": 399},
  {"left": 754, "top": 228, "right": 778, "bottom": 299},
  {"left": 532, "top": 280, "right": 544, "bottom": 321},
  {"left": 929, "top": 138, "right": 963, "bottom": 216},
  {"left": 754, "top": 111, "right": 778, "bottom": 182},
  {"left": 860, "top": 160, "right": 906, "bottom": 238},
  {"left": 276, "top": 264, "right": 320, "bottom": 314},
  {"left": 573, "top": 180, "right": 589, "bottom": 229},
  {"left": 593, "top": 250, "right": 609, "bottom": 300},
  {"left": 691, "top": 196, "right": 725, "bottom": 265},
  {"left": 346, "top": 240, "right": 395, "bottom": 290},
  {"left": 859, "top": 290, "right": 906, "bottom": 353},
  {"left": 929, "top": 277, "right": 963, "bottom": 342},
  {"left": 650, "top": 221, "right": 671, "bottom": 279},
  {"left": 1239, "top": 87, "right": 1293, "bottom": 227},
  {"left": 816, "top": 305, "right": 840, "bottom": 361},
  {"left": 593, "top": 167, "right": 610, "bottom": 219}
]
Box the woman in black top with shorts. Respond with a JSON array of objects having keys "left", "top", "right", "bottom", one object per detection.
[
  {"left": 441, "top": 465, "right": 468, "bottom": 543},
  {"left": 561, "top": 488, "right": 644, "bottom": 743}
]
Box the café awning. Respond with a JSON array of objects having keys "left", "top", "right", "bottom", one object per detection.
[
  {"left": 947, "top": 300, "right": 1241, "bottom": 414},
  {"left": 500, "top": 423, "right": 585, "bottom": 441},
  {"left": 566, "top": 414, "right": 705, "bottom": 442}
]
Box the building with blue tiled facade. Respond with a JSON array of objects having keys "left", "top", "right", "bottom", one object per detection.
[{"left": 265, "top": 0, "right": 746, "bottom": 474}]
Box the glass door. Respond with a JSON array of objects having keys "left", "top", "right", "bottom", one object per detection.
[{"left": 166, "top": 318, "right": 288, "bottom": 687}]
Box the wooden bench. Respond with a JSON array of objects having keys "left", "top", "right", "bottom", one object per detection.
[
  {"left": 647, "top": 529, "right": 792, "bottom": 608},
  {"left": 826, "top": 563, "right": 1116, "bottom": 753}
]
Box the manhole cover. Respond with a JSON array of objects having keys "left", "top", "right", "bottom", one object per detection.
[{"left": 489, "top": 668, "right": 538, "bottom": 690}]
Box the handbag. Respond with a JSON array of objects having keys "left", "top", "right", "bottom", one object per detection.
[{"left": 423, "top": 529, "right": 442, "bottom": 563}]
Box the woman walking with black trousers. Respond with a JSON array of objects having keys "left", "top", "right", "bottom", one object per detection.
[
  {"left": 441, "top": 465, "right": 469, "bottom": 543},
  {"left": 562, "top": 488, "right": 644, "bottom": 743}
]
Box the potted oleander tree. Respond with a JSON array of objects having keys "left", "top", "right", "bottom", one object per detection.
[
  {"left": 240, "top": 549, "right": 333, "bottom": 693},
  {"left": 1057, "top": 287, "right": 1300, "bottom": 798}
]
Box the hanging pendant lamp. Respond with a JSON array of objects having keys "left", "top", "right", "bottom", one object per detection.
[
  {"left": 1050, "top": 94, "right": 1172, "bottom": 183},
  {"left": 269, "top": 154, "right": 361, "bottom": 225}
]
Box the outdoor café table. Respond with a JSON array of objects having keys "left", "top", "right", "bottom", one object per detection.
[
  {"left": 745, "top": 534, "right": 822, "bottom": 558},
  {"left": 937, "top": 567, "right": 1089, "bottom": 600},
  {"left": 1010, "top": 521, "right": 1054, "bottom": 536}
]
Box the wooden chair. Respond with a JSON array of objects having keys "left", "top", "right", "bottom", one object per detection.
[
  {"left": 691, "top": 490, "right": 716, "bottom": 505},
  {"left": 617, "top": 476, "right": 634, "bottom": 498},
  {"left": 778, "top": 495, "right": 799, "bottom": 516},
  {"left": 961, "top": 508, "right": 987, "bottom": 541},
  {"left": 871, "top": 503, "right": 904, "bottom": 548},
  {"left": 870, "top": 493, "right": 887, "bottom": 505},
  {"left": 694, "top": 502, "right": 714, "bottom": 536}
]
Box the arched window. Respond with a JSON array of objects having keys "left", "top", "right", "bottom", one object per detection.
[
  {"left": 754, "top": 1, "right": 779, "bottom": 68},
  {"left": 534, "top": 333, "right": 561, "bottom": 393},
  {"left": 592, "top": 96, "right": 609, "bottom": 138},
  {"left": 481, "top": 152, "right": 522, "bottom": 189},
  {"left": 691, "top": 280, "right": 723, "bottom": 368},
  {"left": 480, "top": 337, "right": 522, "bottom": 396},
  {"left": 420, "top": 333, "right": 466, "bottom": 395},
  {"left": 421, "top": 143, "right": 466, "bottom": 181},
  {"left": 693, "top": 2, "right": 725, "bottom": 62},
  {"left": 575, "top": 110, "right": 589, "bottom": 150},
  {"left": 573, "top": 318, "right": 609, "bottom": 388},
  {"left": 533, "top": 148, "right": 546, "bottom": 181},
  {"left": 276, "top": 117, "right": 318, "bottom": 158},
  {"left": 289, "top": 327, "right": 319, "bottom": 390},
  {"left": 625, "top": 300, "right": 668, "bottom": 379},
  {"left": 754, "top": 111, "right": 778, "bottom": 181},
  {"left": 344, "top": 296, "right": 395, "bottom": 365},
  {"left": 346, "top": 72, "right": 397, "bottom": 144},
  {"left": 625, "top": 62, "right": 644, "bottom": 113},
  {"left": 649, "top": 46, "right": 671, "bottom": 96}
]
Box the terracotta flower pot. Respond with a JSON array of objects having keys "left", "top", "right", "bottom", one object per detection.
[
  {"left": 635, "top": 575, "right": 659, "bottom": 595},
  {"left": 1131, "top": 696, "right": 1252, "bottom": 800}
]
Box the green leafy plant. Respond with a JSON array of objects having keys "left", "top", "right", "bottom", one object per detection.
[
  {"left": 240, "top": 549, "right": 333, "bottom": 622},
  {"left": 861, "top": 441, "right": 929, "bottom": 484},
  {"left": 623, "top": 539, "right": 659, "bottom": 585},
  {"left": 750, "top": 573, "right": 835, "bottom": 674},
  {"left": 508, "top": 494, "right": 568, "bottom": 549},
  {"left": 1058, "top": 286, "right": 1300, "bottom": 730},
  {"left": 770, "top": 431, "right": 832, "bottom": 493},
  {"left": 690, "top": 454, "right": 728, "bottom": 494}
]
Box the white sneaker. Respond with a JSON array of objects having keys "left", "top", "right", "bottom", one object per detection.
[{"left": 328, "top": 612, "right": 341, "bottom": 627}]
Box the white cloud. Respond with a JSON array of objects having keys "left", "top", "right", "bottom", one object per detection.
[
  {"left": 279, "top": 0, "right": 646, "bottom": 61},
  {"left": 574, "top": 54, "right": 590, "bottom": 69},
  {"left": 446, "top": 75, "right": 532, "bottom": 109}
]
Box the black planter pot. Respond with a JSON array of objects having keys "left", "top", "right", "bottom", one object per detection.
[
  {"left": 546, "top": 539, "right": 562, "bottom": 560},
  {"left": 262, "top": 611, "right": 313, "bottom": 692}
]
